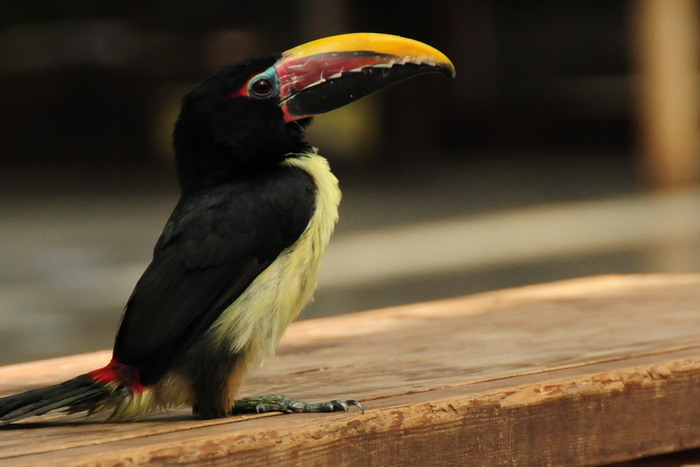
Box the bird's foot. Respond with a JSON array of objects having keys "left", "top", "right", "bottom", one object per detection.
[{"left": 231, "top": 394, "right": 364, "bottom": 414}]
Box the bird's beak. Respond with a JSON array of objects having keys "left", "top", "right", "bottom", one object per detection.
[{"left": 274, "top": 33, "right": 456, "bottom": 123}]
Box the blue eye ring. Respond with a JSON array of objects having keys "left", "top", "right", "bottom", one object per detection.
[{"left": 247, "top": 67, "right": 280, "bottom": 99}]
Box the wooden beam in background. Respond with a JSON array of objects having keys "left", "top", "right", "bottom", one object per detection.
[{"left": 632, "top": 0, "right": 700, "bottom": 189}]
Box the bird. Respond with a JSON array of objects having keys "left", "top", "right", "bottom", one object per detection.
[{"left": 0, "top": 32, "right": 455, "bottom": 424}]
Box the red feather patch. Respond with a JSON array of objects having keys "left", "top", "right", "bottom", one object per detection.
[{"left": 89, "top": 358, "right": 146, "bottom": 394}]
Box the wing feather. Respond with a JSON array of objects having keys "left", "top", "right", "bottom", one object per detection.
[{"left": 114, "top": 167, "right": 316, "bottom": 384}]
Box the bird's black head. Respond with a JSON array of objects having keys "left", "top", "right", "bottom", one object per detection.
[
  {"left": 172, "top": 33, "right": 455, "bottom": 195},
  {"left": 173, "top": 56, "right": 312, "bottom": 194}
]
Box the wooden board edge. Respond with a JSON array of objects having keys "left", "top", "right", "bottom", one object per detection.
[{"left": 6, "top": 352, "right": 700, "bottom": 467}]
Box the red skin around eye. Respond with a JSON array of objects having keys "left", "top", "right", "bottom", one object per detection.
[
  {"left": 227, "top": 71, "right": 261, "bottom": 100},
  {"left": 228, "top": 84, "right": 248, "bottom": 100}
]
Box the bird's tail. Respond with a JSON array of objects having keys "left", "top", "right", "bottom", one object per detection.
[{"left": 0, "top": 373, "right": 114, "bottom": 425}]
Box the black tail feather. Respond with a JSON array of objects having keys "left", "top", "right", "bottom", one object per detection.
[{"left": 0, "top": 374, "right": 112, "bottom": 425}]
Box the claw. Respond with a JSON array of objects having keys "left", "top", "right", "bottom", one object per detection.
[
  {"left": 346, "top": 399, "right": 365, "bottom": 414},
  {"left": 327, "top": 399, "right": 364, "bottom": 414},
  {"left": 329, "top": 400, "right": 348, "bottom": 411},
  {"left": 255, "top": 403, "right": 270, "bottom": 413}
]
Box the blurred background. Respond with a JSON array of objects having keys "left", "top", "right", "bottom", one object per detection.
[{"left": 1, "top": 0, "right": 700, "bottom": 364}]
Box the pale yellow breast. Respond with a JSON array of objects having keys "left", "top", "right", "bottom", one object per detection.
[{"left": 208, "top": 152, "right": 341, "bottom": 368}]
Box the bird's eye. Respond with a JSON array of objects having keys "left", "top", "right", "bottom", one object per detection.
[
  {"left": 251, "top": 78, "right": 273, "bottom": 96},
  {"left": 244, "top": 68, "right": 280, "bottom": 100}
]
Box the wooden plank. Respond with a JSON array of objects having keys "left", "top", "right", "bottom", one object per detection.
[{"left": 1, "top": 274, "right": 700, "bottom": 466}]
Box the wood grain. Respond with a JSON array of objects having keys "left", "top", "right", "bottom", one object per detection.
[{"left": 1, "top": 274, "right": 700, "bottom": 466}]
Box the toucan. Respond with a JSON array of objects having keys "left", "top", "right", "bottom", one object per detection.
[{"left": 0, "top": 33, "right": 454, "bottom": 424}]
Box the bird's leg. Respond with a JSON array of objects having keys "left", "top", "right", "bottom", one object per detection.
[{"left": 231, "top": 394, "right": 364, "bottom": 414}]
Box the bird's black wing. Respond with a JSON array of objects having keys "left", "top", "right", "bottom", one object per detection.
[{"left": 113, "top": 167, "right": 316, "bottom": 384}]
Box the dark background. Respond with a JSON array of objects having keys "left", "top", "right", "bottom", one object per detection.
[
  {"left": 0, "top": 1, "right": 632, "bottom": 171},
  {"left": 1, "top": 1, "right": 698, "bottom": 364}
]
